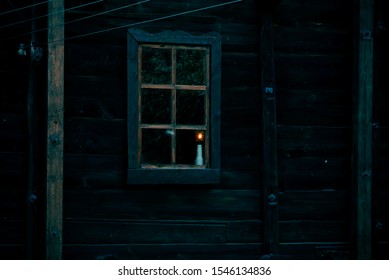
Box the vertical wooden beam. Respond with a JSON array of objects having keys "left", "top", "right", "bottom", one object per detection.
[
  {"left": 46, "top": 0, "right": 64, "bottom": 259},
  {"left": 261, "top": 9, "right": 279, "bottom": 256},
  {"left": 26, "top": 2, "right": 38, "bottom": 259},
  {"left": 352, "top": 0, "right": 373, "bottom": 260}
]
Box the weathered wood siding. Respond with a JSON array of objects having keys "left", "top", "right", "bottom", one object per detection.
[
  {"left": 1, "top": 0, "right": 388, "bottom": 259},
  {"left": 273, "top": 0, "right": 353, "bottom": 259},
  {"left": 62, "top": 0, "right": 262, "bottom": 259},
  {"left": 374, "top": 0, "right": 389, "bottom": 260}
]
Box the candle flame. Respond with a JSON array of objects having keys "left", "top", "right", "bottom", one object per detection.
[{"left": 196, "top": 131, "right": 204, "bottom": 141}]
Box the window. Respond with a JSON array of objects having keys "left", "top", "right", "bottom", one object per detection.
[{"left": 127, "top": 29, "right": 221, "bottom": 184}]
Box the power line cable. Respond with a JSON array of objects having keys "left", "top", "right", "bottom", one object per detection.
[
  {"left": 66, "top": 0, "right": 151, "bottom": 25},
  {"left": 53, "top": 0, "right": 242, "bottom": 43},
  {"left": 0, "top": 0, "right": 52, "bottom": 16},
  {"left": 0, "top": 0, "right": 150, "bottom": 42},
  {"left": 0, "top": 0, "right": 104, "bottom": 30},
  {"left": 1, "top": 0, "right": 242, "bottom": 44}
]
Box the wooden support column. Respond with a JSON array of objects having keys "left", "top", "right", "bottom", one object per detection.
[
  {"left": 46, "top": 0, "right": 64, "bottom": 259},
  {"left": 261, "top": 8, "right": 279, "bottom": 256},
  {"left": 352, "top": 0, "right": 373, "bottom": 259}
]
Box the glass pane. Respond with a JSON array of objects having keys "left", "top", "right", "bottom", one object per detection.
[
  {"left": 142, "top": 47, "right": 172, "bottom": 84},
  {"left": 176, "top": 90, "right": 206, "bottom": 125},
  {"left": 176, "top": 130, "right": 206, "bottom": 165},
  {"left": 141, "top": 89, "right": 171, "bottom": 124},
  {"left": 176, "top": 49, "right": 206, "bottom": 85},
  {"left": 141, "top": 129, "right": 171, "bottom": 164}
]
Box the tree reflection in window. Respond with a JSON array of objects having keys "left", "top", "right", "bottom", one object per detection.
[{"left": 139, "top": 45, "right": 209, "bottom": 167}]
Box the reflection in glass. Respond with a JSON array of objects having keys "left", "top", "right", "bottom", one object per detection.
[
  {"left": 176, "top": 90, "right": 205, "bottom": 125},
  {"left": 176, "top": 130, "right": 200, "bottom": 165},
  {"left": 141, "top": 89, "right": 171, "bottom": 124},
  {"left": 176, "top": 49, "right": 206, "bottom": 85},
  {"left": 142, "top": 47, "right": 172, "bottom": 84},
  {"left": 141, "top": 129, "right": 171, "bottom": 164}
]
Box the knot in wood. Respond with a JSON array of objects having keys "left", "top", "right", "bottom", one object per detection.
[
  {"left": 49, "top": 135, "right": 60, "bottom": 145},
  {"left": 268, "top": 193, "right": 277, "bottom": 206},
  {"left": 50, "top": 230, "right": 59, "bottom": 239},
  {"left": 28, "top": 194, "right": 38, "bottom": 204},
  {"left": 361, "top": 169, "right": 371, "bottom": 179}
]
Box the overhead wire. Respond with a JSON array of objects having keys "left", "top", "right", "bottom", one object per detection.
[
  {"left": 0, "top": 0, "right": 52, "bottom": 16},
  {"left": 0, "top": 0, "right": 150, "bottom": 42},
  {"left": 1, "top": 0, "right": 242, "bottom": 44},
  {"left": 66, "top": 0, "right": 151, "bottom": 25},
  {"left": 54, "top": 0, "right": 243, "bottom": 43},
  {"left": 0, "top": 0, "right": 104, "bottom": 30}
]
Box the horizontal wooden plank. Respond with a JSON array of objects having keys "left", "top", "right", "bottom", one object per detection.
[
  {"left": 279, "top": 220, "right": 348, "bottom": 242},
  {"left": 66, "top": 0, "right": 257, "bottom": 23},
  {"left": 376, "top": 127, "right": 389, "bottom": 157},
  {"left": 64, "top": 118, "right": 126, "bottom": 154},
  {"left": 127, "top": 168, "right": 220, "bottom": 185},
  {"left": 221, "top": 53, "right": 259, "bottom": 88},
  {"left": 278, "top": 169, "right": 348, "bottom": 190},
  {"left": 227, "top": 220, "right": 348, "bottom": 243},
  {"left": 220, "top": 155, "right": 260, "bottom": 171},
  {"left": 64, "top": 189, "right": 261, "bottom": 220},
  {"left": 278, "top": 242, "right": 351, "bottom": 260},
  {"left": 275, "top": 53, "right": 350, "bottom": 90},
  {"left": 277, "top": 125, "right": 350, "bottom": 157},
  {"left": 373, "top": 242, "right": 389, "bottom": 260},
  {"left": 275, "top": 0, "right": 351, "bottom": 29},
  {"left": 0, "top": 245, "right": 25, "bottom": 260},
  {"left": 65, "top": 7, "right": 260, "bottom": 52},
  {"left": 376, "top": 91, "right": 389, "bottom": 126},
  {"left": 0, "top": 115, "right": 27, "bottom": 153},
  {"left": 0, "top": 152, "right": 27, "bottom": 188},
  {"left": 0, "top": 219, "right": 24, "bottom": 244},
  {"left": 279, "top": 190, "right": 348, "bottom": 220},
  {"left": 64, "top": 153, "right": 260, "bottom": 188},
  {"left": 375, "top": 189, "right": 389, "bottom": 220},
  {"left": 374, "top": 220, "right": 389, "bottom": 243},
  {"left": 227, "top": 220, "right": 262, "bottom": 243},
  {"left": 376, "top": 158, "right": 389, "bottom": 185},
  {"left": 65, "top": 44, "right": 125, "bottom": 76},
  {"left": 0, "top": 190, "right": 24, "bottom": 218},
  {"left": 276, "top": 89, "right": 351, "bottom": 126},
  {"left": 63, "top": 243, "right": 263, "bottom": 260},
  {"left": 274, "top": 26, "right": 351, "bottom": 53},
  {"left": 64, "top": 220, "right": 226, "bottom": 244},
  {"left": 278, "top": 157, "right": 349, "bottom": 190}
]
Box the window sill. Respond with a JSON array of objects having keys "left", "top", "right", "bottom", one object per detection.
[{"left": 127, "top": 168, "right": 220, "bottom": 185}]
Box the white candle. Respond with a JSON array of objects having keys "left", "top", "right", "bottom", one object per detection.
[{"left": 195, "top": 144, "right": 204, "bottom": 166}]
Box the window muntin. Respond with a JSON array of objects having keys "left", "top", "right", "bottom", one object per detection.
[{"left": 138, "top": 44, "right": 210, "bottom": 168}]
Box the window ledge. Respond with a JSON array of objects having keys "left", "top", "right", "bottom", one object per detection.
[{"left": 127, "top": 168, "right": 220, "bottom": 185}]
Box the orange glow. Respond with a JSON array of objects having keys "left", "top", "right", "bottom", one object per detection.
[{"left": 196, "top": 131, "right": 204, "bottom": 142}]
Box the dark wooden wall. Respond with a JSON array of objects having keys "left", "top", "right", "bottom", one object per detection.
[
  {"left": 273, "top": 0, "right": 353, "bottom": 259},
  {"left": 62, "top": 0, "right": 262, "bottom": 259},
  {"left": 0, "top": 0, "right": 388, "bottom": 259},
  {"left": 374, "top": 0, "right": 389, "bottom": 259}
]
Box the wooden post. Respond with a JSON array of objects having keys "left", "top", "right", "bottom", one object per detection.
[
  {"left": 261, "top": 9, "right": 279, "bottom": 256},
  {"left": 26, "top": 2, "right": 38, "bottom": 259},
  {"left": 352, "top": 0, "right": 373, "bottom": 259},
  {"left": 46, "top": 0, "right": 64, "bottom": 259}
]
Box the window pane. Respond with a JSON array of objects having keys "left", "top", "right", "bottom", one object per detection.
[
  {"left": 176, "top": 90, "right": 206, "bottom": 125},
  {"left": 141, "top": 129, "right": 171, "bottom": 164},
  {"left": 141, "top": 89, "right": 171, "bottom": 124},
  {"left": 142, "top": 47, "right": 172, "bottom": 84},
  {"left": 176, "top": 49, "right": 206, "bottom": 85},
  {"left": 176, "top": 130, "right": 206, "bottom": 165}
]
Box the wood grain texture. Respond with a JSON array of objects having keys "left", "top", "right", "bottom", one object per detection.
[
  {"left": 46, "top": 0, "right": 65, "bottom": 260},
  {"left": 352, "top": 0, "right": 374, "bottom": 259}
]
